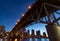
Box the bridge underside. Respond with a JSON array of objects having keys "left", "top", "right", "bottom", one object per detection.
[
  {"left": 10, "top": 0, "right": 60, "bottom": 33},
  {"left": 10, "top": 0, "right": 60, "bottom": 40}
]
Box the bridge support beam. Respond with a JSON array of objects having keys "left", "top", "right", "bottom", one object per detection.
[{"left": 46, "top": 23, "right": 60, "bottom": 41}]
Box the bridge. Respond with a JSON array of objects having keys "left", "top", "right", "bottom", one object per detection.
[{"left": 9, "top": 0, "right": 60, "bottom": 41}]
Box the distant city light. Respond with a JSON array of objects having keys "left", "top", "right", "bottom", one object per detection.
[
  {"left": 22, "top": 14, "right": 25, "bottom": 16},
  {"left": 28, "top": 5, "right": 31, "bottom": 9}
]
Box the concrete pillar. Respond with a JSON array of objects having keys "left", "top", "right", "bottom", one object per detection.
[{"left": 46, "top": 23, "right": 60, "bottom": 41}]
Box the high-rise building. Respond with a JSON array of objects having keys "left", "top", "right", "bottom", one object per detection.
[
  {"left": 43, "top": 32, "right": 46, "bottom": 37},
  {"left": 31, "top": 29, "right": 35, "bottom": 35},
  {"left": 36, "top": 30, "right": 41, "bottom": 36},
  {"left": 27, "top": 30, "right": 30, "bottom": 35}
]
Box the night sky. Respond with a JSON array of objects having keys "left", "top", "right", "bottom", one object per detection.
[{"left": 0, "top": 0, "right": 60, "bottom": 35}]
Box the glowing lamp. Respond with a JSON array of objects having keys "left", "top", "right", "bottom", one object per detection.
[
  {"left": 22, "top": 14, "right": 24, "bottom": 16},
  {"left": 28, "top": 5, "right": 31, "bottom": 9}
]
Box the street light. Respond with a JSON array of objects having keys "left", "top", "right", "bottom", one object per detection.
[
  {"left": 17, "top": 19, "right": 20, "bottom": 22},
  {"left": 28, "top": 5, "right": 31, "bottom": 9},
  {"left": 16, "top": 22, "right": 17, "bottom": 24},
  {"left": 22, "top": 14, "right": 25, "bottom": 17}
]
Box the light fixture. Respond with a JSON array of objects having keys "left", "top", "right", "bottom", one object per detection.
[
  {"left": 17, "top": 19, "right": 20, "bottom": 22},
  {"left": 16, "top": 22, "right": 17, "bottom": 24},
  {"left": 28, "top": 5, "right": 31, "bottom": 9},
  {"left": 15, "top": 38, "right": 17, "bottom": 41},
  {"left": 22, "top": 14, "right": 24, "bottom": 17}
]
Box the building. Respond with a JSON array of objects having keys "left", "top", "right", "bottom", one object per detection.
[
  {"left": 0, "top": 25, "right": 5, "bottom": 37},
  {"left": 43, "top": 32, "right": 46, "bottom": 37},
  {"left": 0, "top": 25, "right": 6, "bottom": 41},
  {"left": 36, "top": 30, "right": 41, "bottom": 36},
  {"left": 31, "top": 29, "right": 35, "bottom": 36},
  {"left": 27, "top": 30, "right": 30, "bottom": 35}
]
